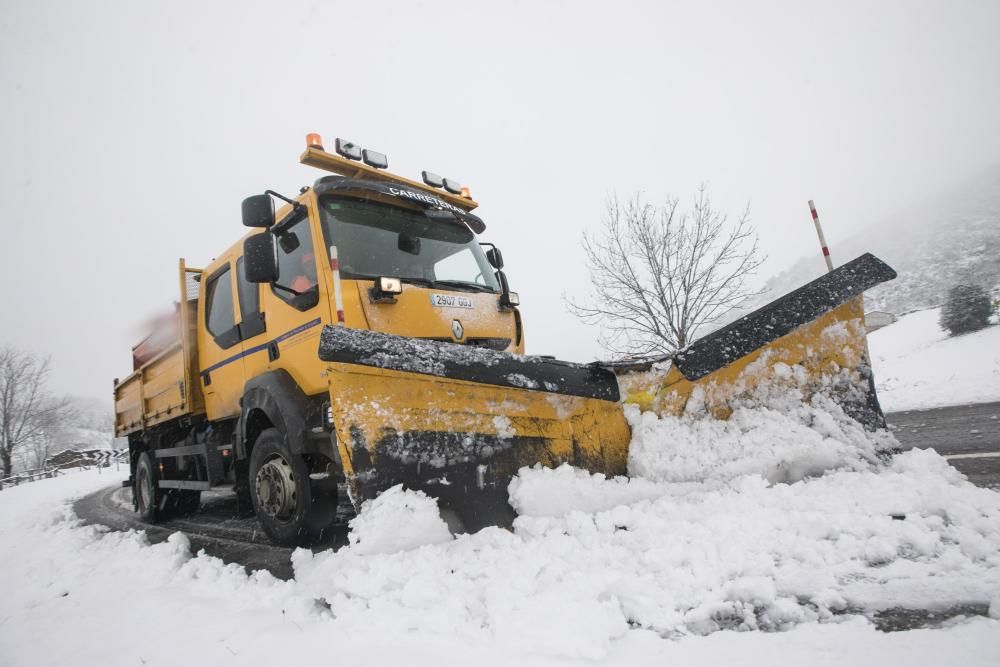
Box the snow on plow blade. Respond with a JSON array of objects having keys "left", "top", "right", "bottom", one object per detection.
[
  {"left": 318, "top": 327, "right": 631, "bottom": 527},
  {"left": 617, "top": 252, "right": 898, "bottom": 429}
]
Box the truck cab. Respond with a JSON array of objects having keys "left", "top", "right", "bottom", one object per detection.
[{"left": 116, "top": 134, "right": 529, "bottom": 544}]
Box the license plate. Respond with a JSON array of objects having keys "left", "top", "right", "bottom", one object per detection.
[{"left": 430, "top": 293, "right": 474, "bottom": 309}]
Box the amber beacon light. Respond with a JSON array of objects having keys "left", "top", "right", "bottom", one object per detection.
[{"left": 306, "top": 133, "right": 325, "bottom": 150}]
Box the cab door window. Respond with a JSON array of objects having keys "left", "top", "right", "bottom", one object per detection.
[
  {"left": 272, "top": 214, "right": 319, "bottom": 311},
  {"left": 205, "top": 266, "right": 239, "bottom": 349},
  {"left": 236, "top": 257, "right": 266, "bottom": 338}
]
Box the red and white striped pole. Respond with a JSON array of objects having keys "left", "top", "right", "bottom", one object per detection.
[
  {"left": 808, "top": 200, "right": 834, "bottom": 273},
  {"left": 329, "top": 245, "right": 346, "bottom": 325}
]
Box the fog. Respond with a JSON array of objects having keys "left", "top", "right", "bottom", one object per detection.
[{"left": 1, "top": 0, "right": 998, "bottom": 403}]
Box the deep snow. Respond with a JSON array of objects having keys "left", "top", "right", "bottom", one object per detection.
[
  {"left": 868, "top": 308, "right": 1000, "bottom": 411},
  {"left": 2, "top": 389, "right": 1000, "bottom": 665}
]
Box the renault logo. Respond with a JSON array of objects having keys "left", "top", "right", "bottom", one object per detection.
[{"left": 451, "top": 319, "right": 464, "bottom": 341}]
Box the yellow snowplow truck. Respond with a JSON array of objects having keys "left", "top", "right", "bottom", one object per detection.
[{"left": 114, "top": 134, "right": 896, "bottom": 545}]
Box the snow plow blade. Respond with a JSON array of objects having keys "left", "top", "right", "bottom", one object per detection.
[
  {"left": 318, "top": 327, "right": 632, "bottom": 527},
  {"left": 617, "top": 252, "right": 897, "bottom": 429},
  {"left": 319, "top": 252, "right": 895, "bottom": 527}
]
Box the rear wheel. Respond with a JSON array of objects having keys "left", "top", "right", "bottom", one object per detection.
[
  {"left": 134, "top": 451, "right": 163, "bottom": 522},
  {"left": 248, "top": 428, "right": 336, "bottom": 545}
]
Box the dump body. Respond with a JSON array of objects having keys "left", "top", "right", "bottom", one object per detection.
[{"left": 114, "top": 261, "right": 204, "bottom": 436}]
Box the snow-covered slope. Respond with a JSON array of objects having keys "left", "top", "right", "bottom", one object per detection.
[
  {"left": 868, "top": 309, "right": 1000, "bottom": 412},
  {"left": 3, "top": 392, "right": 1000, "bottom": 665},
  {"left": 753, "top": 166, "right": 1000, "bottom": 318}
]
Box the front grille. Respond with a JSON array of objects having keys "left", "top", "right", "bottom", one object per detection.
[{"left": 421, "top": 337, "right": 511, "bottom": 351}]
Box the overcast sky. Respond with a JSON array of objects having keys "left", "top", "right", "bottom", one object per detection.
[{"left": 1, "top": 0, "right": 998, "bottom": 403}]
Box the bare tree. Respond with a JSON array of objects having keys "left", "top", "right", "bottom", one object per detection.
[
  {"left": 568, "top": 187, "right": 764, "bottom": 357},
  {"left": 0, "top": 347, "right": 72, "bottom": 476}
]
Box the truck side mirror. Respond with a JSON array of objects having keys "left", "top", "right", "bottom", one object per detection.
[
  {"left": 242, "top": 194, "right": 275, "bottom": 228},
  {"left": 486, "top": 247, "right": 504, "bottom": 270},
  {"left": 496, "top": 269, "right": 519, "bottom": 308},
  {"left": 243, "top": 233, "right": 278, "bottom": 283}
]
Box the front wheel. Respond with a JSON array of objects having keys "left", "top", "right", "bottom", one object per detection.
[{"left": 248, "top": 428, "right": 335, "bottom": 545}]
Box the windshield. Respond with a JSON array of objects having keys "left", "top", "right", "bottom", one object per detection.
[{"left": 318, "top": 196, "right": 500, "bottom": 292}]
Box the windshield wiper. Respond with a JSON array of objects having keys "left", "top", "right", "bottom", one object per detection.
[
  {"left": 431, "top": 280, "right": 497, "bottom": 293},
  {"left": 341, "top": 274, "right": 489, "bottom": 292},
  {"left": 343, "top": 273, "right": 431, "bottom": 287},
  {"left": 400, "top": 277, "right": 434, "bottom": 287}
]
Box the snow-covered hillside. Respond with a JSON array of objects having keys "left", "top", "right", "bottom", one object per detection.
[
  {"left": 869, "top": 309, "right": 1000, "bottom": 412},
  {"left": 756, "top": 166, "right": 1000, "bottom": 318},
  {"left": 2, "top": 393, "right": 999, "bottom": 665}
]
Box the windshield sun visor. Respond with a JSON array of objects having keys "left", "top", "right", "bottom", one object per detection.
[{"left": 313, "top": 177, "right": 486, "bottom": 234}]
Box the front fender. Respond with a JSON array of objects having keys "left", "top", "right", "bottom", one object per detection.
[{"left": 237, "top": 369, "right": 337, "bottom": 464}]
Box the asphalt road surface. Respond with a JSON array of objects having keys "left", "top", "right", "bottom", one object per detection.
[
  {"left": 886, "top": 401, "right": 1000, "bottom": 489},
  {"left": 75, "top": 483, "right": 349, "bottom": 580},
  {"left": 73, "top": 400, "right": 1000, "bottom": 630}
]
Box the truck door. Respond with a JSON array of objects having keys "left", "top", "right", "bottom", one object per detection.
[
  {"left": 258, "top": 208, "right": 328, "bottom": 396},
  {"left": 198, "top": 259, "right": 246, "bottom": 419},
  {"left": 236, "top": 255, "right": 269, "bottom": 383}
]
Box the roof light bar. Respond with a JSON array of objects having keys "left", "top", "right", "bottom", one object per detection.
[
  {"left": 422, "top": 171, "right": 444, "bottom": 188},
  {"left": 362, "top": 149, "right": 388, "bottom": 169},
  {"left": 335, "top": 138, "right": 362, "bottom": 161},
  {"left": 300, "top": 133, "right": 481, "bottom": 212}
]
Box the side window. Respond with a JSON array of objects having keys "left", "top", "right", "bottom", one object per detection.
[
  {"left": 236, "top": 257, "right": 265, "bottom": 338},
  {"left": 273, "top": 215, "right": 319, "bottom": 311},
  {"left": 205, "top": 266, "right": 238, "bottom": 348}
]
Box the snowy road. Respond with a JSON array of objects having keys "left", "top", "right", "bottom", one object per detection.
[
  {"left": 73, "top": 484, "right": 347, "bottom": 579},
  {"left": 887, "top": 401, "right": 1000, "bottom": 489}
]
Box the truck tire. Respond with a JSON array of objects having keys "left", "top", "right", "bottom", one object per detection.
[
  {"left": 248, "top": 428, "right": 335, "bottom": 545},
  {"left": 134, "top": 451, "right": 163, "bottom": 522}
]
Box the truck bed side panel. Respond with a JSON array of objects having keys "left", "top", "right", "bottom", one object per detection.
[{"left": 114, "top": 261, "right": 206, "bottom": 437}]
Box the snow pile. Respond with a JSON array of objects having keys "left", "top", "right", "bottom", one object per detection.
[
  {"left": 868, "top": 308, "right": 1000, "bottom": 411},
  {"left": 4, "top": 385, "right": 1000, "bottom": 663},
  {"left": 294, "top": 395, "right": 1000, "bottom": 656},
  {"left": 517, "top": 449, "right": 999, "bottom": 627},
  {"left": 0, "top": 469, "right": 314, "bottom": 666},
  {"left": 626, "top": 396, "right": 887, "bottom": 485},
  {"left": 509, "top": 463, "right": 665, "bottom": 518},
  {"left": 346, "top": 484, "right": 453, "bottom": 555},
  {"left": 293, "top": 444, "right": 1000, "bottom": 657},
  {"left": 4, "top": 422, "right": 1000, "bottom": 663}
]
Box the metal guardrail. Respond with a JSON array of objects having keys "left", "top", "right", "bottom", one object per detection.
[
  {"left": 0, "top": 467, "right": 61, "bottom": 490},
  {"left": 0, "top": 449, "right": 128, "bottom": 491}
]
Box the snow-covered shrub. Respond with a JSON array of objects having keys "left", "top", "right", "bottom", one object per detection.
[{"left": 939, "top": 284, "right": 992, "bottom": 335}]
